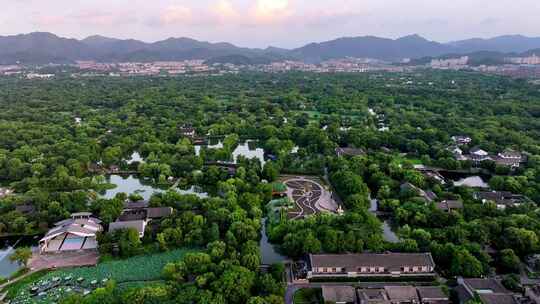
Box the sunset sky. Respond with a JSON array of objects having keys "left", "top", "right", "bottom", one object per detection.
[{"left": 2, "top": 0, "right": 540, "bottom": 48}]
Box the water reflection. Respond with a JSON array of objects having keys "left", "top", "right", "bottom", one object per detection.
[
  {"left": 101, "top": 175, "right": 163, "bottom": 200},
  {"left": 453, "top": 176, "right": 489, "bottom": 188},
  {"left": 177, "top": 185, "right": 209, "bottom": 199},
  {"left": 0, "top": 245, "right": 20, "bottom": 278},
  {"left": 382, "top": 221, "right": 400, "bottom": 243},
  {"left": 369, "top": 198, "right": 378, "bottom": 212},
  {"left": 260, "top": 218, "right": 286, "bottom": 265},
  {"left": 101, "top": 175, "right": 209, "bottom": 200},
  {"left": 233, "top": 141, "right": 265, "bottom": 165},
  {"left": 195, "top": 141, "right": 266, "bottom": 165},
  {"left": 368, "top": 196, "right": 400, "bottom": 243}
]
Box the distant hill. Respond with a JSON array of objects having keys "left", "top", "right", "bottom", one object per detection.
[
  {"left": 448, "top": 35, "right": 540, "bottom": 53},
  {"left": 290, "top": 34, "right": 540, "bottom": 62},
  {"left": 1, "top": 32, "right": 540, "bottom": 64},
  {"left": 291, "top": 35, "right": 450, "bottom": 62},
  {"left": 0, "top": 32, "right": 92, "bottom": 64},
  {"left": 0, "top": 32, "right": 285, "bottom": 64},
  {"left": 522, "top": 49, "right": 540, "bottom": 56}
]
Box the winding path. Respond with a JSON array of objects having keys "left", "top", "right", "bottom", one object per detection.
[{"left": 284, "top": 177, "right": 337, "bottom": 219}]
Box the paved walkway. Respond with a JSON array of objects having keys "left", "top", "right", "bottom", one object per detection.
[
  {"left": 284, "top": 177, "right": 338, "bottom": 219},
  {"left": 28, "top": 250, "right": 99, "bottom": 271}
]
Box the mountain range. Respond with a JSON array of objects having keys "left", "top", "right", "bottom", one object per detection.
[{"left": 1, "top": 32, "right": 540, "bottom": 65}]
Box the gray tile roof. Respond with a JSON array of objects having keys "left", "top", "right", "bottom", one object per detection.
[
  {"left": 463, "top": 278, "right": 509, "bottom": 294},
  {"left": 436, "top": 200, "right": 464, "bottom": 211},
  {"left": 119, "top": 209, "right": 148, "bottom": 221},
  {"left": 125, "top": 200, "right": 149, "bottom": 209},
  {"left": 147, "top": 207, "right": 173, "bottom": 219},
  {"left": 310, "top": 253, "right": 435, "bottom": 272},
  {"left": 479, "top": 294, "right": 519, "bottom": 304},
  {"left": 417, "top": 286, "right": 448, "bottom": 300},
  {"left": 322, "top": 286, "right": 357, "bottom": 303},
  {"left": 384, "top": 286, "right": 419, "bottom": 302},
  {"left": 358, "top": 288, "right": 389, "bottom": 302}
]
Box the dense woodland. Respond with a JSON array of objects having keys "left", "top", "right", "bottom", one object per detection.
[{"left": 1, "top": 71, "right": 540, "bottom": 302}]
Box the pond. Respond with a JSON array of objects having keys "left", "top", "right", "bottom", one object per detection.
[
  {"left": 453, "top": 176, "right": 489, "bottom": 188},
  {"left": 233, "top": 141, "right": 265, "bottom": 165},
  {"left": 260, "top": 218, "right": 287, "bottom": 265},
  {"left": 381, "top": 220, "right": 400, "bottom": 243},
  {"left": 0, "top": 244, "right": 20, "bottom": 279},
  {"left": 0, "top": 237, "right": 36, "bottom": 279},
  {"left": 195, "top": 141, "right": 266, "bottom": 165},
  {"left": 368, "top": 195, "right": 400, "bottom": 243},
  {"left": 101, "top": 175, "right": 209, "bottom": 200},
  {"left": 100, "top": 175, "right": 164, "bottom": 200},
  {"left": 176, "top": 185, "right": 209, "bottom": 199}
]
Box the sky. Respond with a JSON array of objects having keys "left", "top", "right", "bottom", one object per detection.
[{"left": 2, "top": 0, "right": 540, "bottom": 48}]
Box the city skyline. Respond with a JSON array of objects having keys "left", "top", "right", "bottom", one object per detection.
[{"left": 2, "top": 0, "right": 540, "bottom": 48}]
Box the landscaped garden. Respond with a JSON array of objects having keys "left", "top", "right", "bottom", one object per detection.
[{"left": 6, "top": 249, "right": 194, "bottom": 304}]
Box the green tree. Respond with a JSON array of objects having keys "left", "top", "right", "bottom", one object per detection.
[
  {"left": 499, "top": 249, "right": 520, "bottom": 273},
  {"left": 9, "top": 247, "right": 32, "bottom": 267}
]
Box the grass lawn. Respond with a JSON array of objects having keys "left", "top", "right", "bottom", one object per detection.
[
  {"left": 8, "top": 248, "right": 194, "bottom": 304},
  {"left": 294, "top": 288, "right": 323, "bottom": 304},
  {"left": 392, "top": 154, "right": 423, "bottom": 166}
]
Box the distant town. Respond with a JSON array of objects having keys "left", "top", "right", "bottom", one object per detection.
[{"left": 1, "top": 53, "right": 540, "bottom": 79}]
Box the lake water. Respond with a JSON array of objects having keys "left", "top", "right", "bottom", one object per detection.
[
  {"left": 101, "top": 175, "right": 164, "bottom": 200},
  {"left": 260, "top": 218, "right": 287, "bottom": 265},
  {"left": 233, "top": 142, "right": 265, "bottom": 165},
  {"left": 177, "top": 185, "right": 209, "bottom": 199},
  {"left": 101, "top": 175, "right": 209, "bottom": 200},
  {"left": 195, "top": 141, "right": 266, "bottom": 165},
  {"left": 0, "top": 245, "right": 20, "bottom": 278},
  {"left": 382, "top": 221, "right": 400, "bottom": 243},
  {"left": 454, "top": 176, "right": 489, "bottom": 188}
]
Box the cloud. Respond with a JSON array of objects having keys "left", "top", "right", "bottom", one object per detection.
[
  {"left": 34, "top": 14, "right": 66, "bottom": 27},
  {"left": 212, "top": 0, "right": 239, "bottom": 22},
  {"left": 302, "top": 7, "right": 367, "bottom": 29},
  {"left": 251, "top": 0, "right": 293, "bottom": 24},
  {"left": 157, "top": 0, "right": 296, "bottom": 28},
  {"left": 257, "top": 0, "right": 289, "bottom": 12},
  {"left": 159, "top": 5, "right": 193, "bottom": 25},
  {"left": 480, "top": 17, "right": 500, "bottom": 26},
  {"left": 73, "top": 10, "right": 137, "bottom": 27},
  {"left": 31, "top": 9, "right": 137, "bottom": 29}
]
